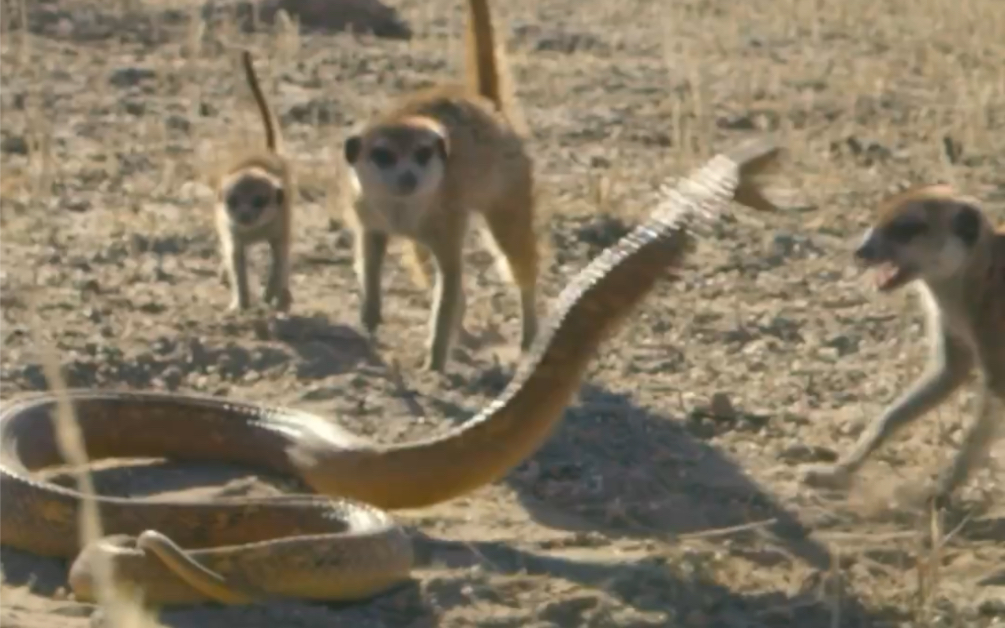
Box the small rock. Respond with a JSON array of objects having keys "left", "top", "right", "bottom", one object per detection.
[
  {"left": 166, "top": 114, "right": 191, "bottom": 133},
  {"left": 122, "top": 101, "right": 145, "bottom": 116},
  {"left": 716, "top": 113, "right": 756, "bottom": 130},
  {"left": 978, "top": 596, "right": 1005, "bottom": 615},
  {"left": 574, "top": 213, "right": 631, "bottom": 251},
  {"left": 109, "top": 67, "right": 157, "bottom": 88},
  {"left": 1, "top": 135, "right": 29, "bottom": 155},
  {"left": 709, "top": 392, "right": 736, "bottom": 419},
  {"left": 286, "top": 99, "right": 342, "bottom": 125},
  {"left": 202, "top": 0, "right": 412, "bottom": 39},
  {"left": 779, "top": 443, "right": 838, "bottom": 464},
  {"left": 64, "top": 199, "right": 92, "bottom": 213},
  {"left": 942, "top": 134, "right": 963, "bottom": 165}
]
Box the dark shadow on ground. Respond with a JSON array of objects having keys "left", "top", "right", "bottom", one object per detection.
[
  {"left": 442, "top": 379, "right": 835, "bottom": 571},
  {"left": 0, "top": 527, "right": 903, "bottom": 628},
  {"left": 410, "top": 531, "right": 903, "bottom": 627},
  {"left": 271, "top": 314, "right": 378, "bottom": 380},
  {"left": 369, "top": 366, "right": 889, "bottom": 623}
]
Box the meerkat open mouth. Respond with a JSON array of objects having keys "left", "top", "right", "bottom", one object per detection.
[{"left": 873, "top": 261, "right": 916, "bottom": 292}]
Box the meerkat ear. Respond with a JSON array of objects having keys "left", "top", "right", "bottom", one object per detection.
[
  {"left": 275, "top": 187, "right": 285, "bottom": 207},
  {"left": 951, "top": 203, "right": 982, "bottom": 247},
  {"left": 434, "top": 135, "right": 449, "bottom": 161},
  {"left": 344, "top": 136, "right": 363, "bottom": 164}
]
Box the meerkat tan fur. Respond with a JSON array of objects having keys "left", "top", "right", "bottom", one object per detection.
[
  {"left": 341, "top": 0, "right": 538, "bottom": 373},
  {"left": 802, "top": 184, "right": 1005, "bottom": 504},
  {"left": 215, "top": 50, "right": 295, "bottom": 313}
]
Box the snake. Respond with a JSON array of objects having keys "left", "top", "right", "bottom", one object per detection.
[{"left": 0, "top": 138, "right": 782, "bottom": 607}]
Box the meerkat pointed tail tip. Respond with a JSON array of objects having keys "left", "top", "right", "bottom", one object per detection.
[
  {"left": 464, "top": 0, "right": 503, "bottom": 111},
  {"left": 242, "top": 49, "right": 277, "bottom": 153}
]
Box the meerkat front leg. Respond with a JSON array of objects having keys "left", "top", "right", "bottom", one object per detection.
[
  {"left": 357, "top": 229, "right": 389, "bottom": 334},
  {"left": 221, "top": 232, "right": 251, "bottom": 312},
  {"left": 425, "top": 241, "right": 466, "bottom": 373},
  {"left": 802, "top": 332, "right": 973, "bottom": 489},
  {"left": 219, "top": 260, "right": 231, "bottom": 287},
  {"left": 264, "top": 236, "right": 292, "bottom": 312}
]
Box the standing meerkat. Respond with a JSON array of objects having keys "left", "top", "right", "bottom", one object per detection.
[
  {"left": 341, "top": 0, "right": 538, "bottom": 373},
  {"left": 802, "top": 184, "right": 1005, "bottom": 505},
  {"left": 215, "top": 50, "right": 294, "bottom": 313}
]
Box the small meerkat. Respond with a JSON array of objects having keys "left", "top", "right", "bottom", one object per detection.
[
  {"left": 802, "top": 184, "right": 1005, "bottom": 504},
  {"left": 215, "top": 50, "right": 294, "bottom": 313},
  {"left": 340, "top": 0, "right": 538, "bottom": 373}
]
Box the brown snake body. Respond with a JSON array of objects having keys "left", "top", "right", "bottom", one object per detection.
[{"left": 0, "top": 139, "right": 782, "bottom": 606}]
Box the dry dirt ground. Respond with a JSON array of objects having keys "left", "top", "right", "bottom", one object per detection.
[{"left": 2, "top": 0, "right": 1005, "bottom": 626}]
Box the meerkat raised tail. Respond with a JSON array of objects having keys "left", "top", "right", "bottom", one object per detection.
[
  {"left": 215, "top": 50, "right": 295, "bottom": 313},
  {"left": 802, "top": 184, "right": 1005, "bottom": 504},
  {"left": 340, "top": 0, "right": 538, "bottom": 373}
]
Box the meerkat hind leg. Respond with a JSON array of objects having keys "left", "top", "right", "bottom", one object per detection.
[
  {"left": 479, "top": 189, "right": 539, "bottom": 351},
  {"left": 802, "top": 334, "right": 973, "bottom": 490},
  {"left": 930, "top": 385, "right": 1005, "bottom": 505}
]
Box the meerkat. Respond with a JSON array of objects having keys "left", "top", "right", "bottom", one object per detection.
[
  {"left": 801, "top": 184, "right": 1005, "bottom": 505},
  {"left": 340, "top": 0, "right": 538, "bottom": 373},
  {"left": 215, "top": 50, "right": 294, "bottom": 313}
]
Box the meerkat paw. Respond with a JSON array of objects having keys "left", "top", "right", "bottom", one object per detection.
[
  {"left": 422, "top": 353, "right": 447, "bottom": 373},
  {"left": 228, "top": 297, "right": 250, "bottom": 312},
  {"left": 360, "top": 302, "right": 382, "bottom": 334},
  {"left": 799, "top": 463, "right": 854, "bottom": 490},
  {"left": 926, "top": 476, "right": 960, "bottom": 511},
  {"left": 264, "top": 286, "right": 292, "bottom": 312},
  {"left": 273, "top": 289, "right": 292, "bottom": 312}
]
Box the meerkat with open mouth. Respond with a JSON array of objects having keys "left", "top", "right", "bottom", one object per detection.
[{"left": 802, "top": 184, "right": 1005, "bottom": 505}]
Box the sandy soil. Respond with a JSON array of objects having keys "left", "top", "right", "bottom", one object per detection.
[{"left": 2, "top": 0, "right": 1005, "bottom": 626}]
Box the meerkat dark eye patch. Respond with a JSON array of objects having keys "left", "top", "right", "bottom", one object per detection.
[
  {"left": 951, "top": 204, "right": 981, "bottom": 247},
  {"left": 251, "top": 195, "right": 270, "bottom": 210},
  {"left": 343, "top": 136, "right": 363, "bottom": 164},
  {"left": 434, "top": 137, "right": 449, "bottom": 161},
  {"left": 413, "top": 145, "right": 434, "bottom": 166},
  {"left": 369, "top": 147, "right": 397, "bottom": 169},
  {"left": 885, "top": 219, "right": 928, "bottom": 243}
]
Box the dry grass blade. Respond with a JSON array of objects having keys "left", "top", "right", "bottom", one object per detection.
[{"left": 26, "top": 303, "right": 164, "bottom": 626}]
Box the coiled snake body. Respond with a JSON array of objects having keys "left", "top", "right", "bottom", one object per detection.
[{"left": 0, "top": 140, "right": 781, "bottom": 606}]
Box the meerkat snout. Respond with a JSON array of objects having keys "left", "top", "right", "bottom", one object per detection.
[
  {"left": 853, "top": 228, "right": 882, "bottom": 262},
  {"left": 397, "top": 171, "right": 418, "bottom": 194}
]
